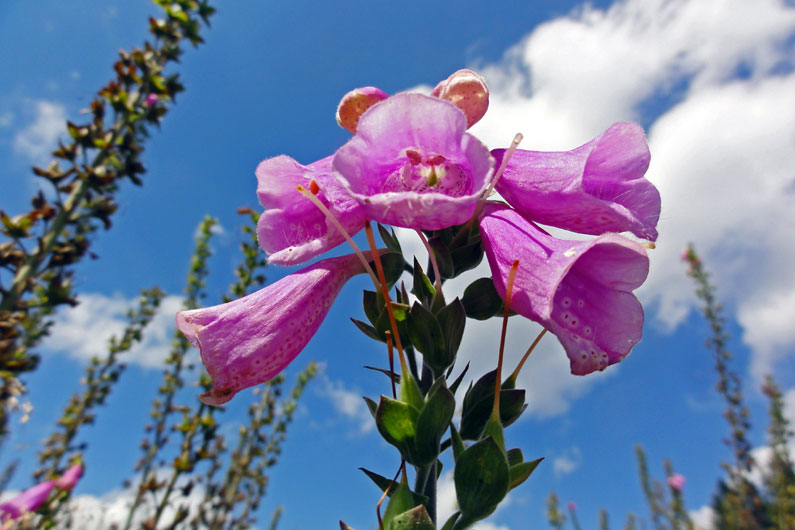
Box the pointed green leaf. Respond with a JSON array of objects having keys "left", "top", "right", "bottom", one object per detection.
[
  {"left": 376, "top": 396, "right": 420, "bottom": 454},
  {"left": 407, "top": 302, "right": 446, "bottom": 374},
  {"left": 414, "top": 380, "right": 455, "bottom": 464},
  {"left": 388, "top": 505, "right": 435, "bottom": 530},
  {"left": 454, "top": 436, "right": 510, "bottom": 520},
  {"left": 383, "top": 481, "right": 417, "bottom": 530},
  {"left": 436, "top": 298, "right": 466, "bottom": 362},
  {"left": 462, "top": 278, "right": 503, "bottom": 320},
  {"left": 427, "top": 236, "right": 454, "bottom": 281},
  {"left": 509, "top": 457, "right": 543, "bottom": 490}
]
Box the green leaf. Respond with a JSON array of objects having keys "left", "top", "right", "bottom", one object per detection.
[
  {"left": 378, "top": 223, "right": 402, "bottom": 253},
  {"left": 376, "top": 396, "right": 420, "bottom": 456},
  {"left": 454, "top": 436, "right": 510, "bottom": 521},
  {"left": 400, "top": 370, "right": 425, "bottom": 412},
  {"left": 414, "top": 380, "right": 455, "bottom": 464},
  {"left": 411, "top": 257, "right": 435, "bottom": 306},
  {"left": 450, "top": 238, "right": 484, "bottom": 277},
  {"left": 383, "top": 481, "right": 417, "bottom": 530},
  {"left": 462, "top": 278, "right": 503, "bottom": 320},
  {"left": 360, "top": 468, "right": 429, "bottom": 505},
  {"left": 440, "top": 512, "right": 461, "bottom": 530},
  {"left": 372, "top": 251, "right": 406, "bottom": 290},
  {"left": 506, "top": 448, "right": 524, "bottom": 467},
  {"left": 459, "top": 387, "right": 525, "bottom": 440},
  {"left": 436, "top": 298, "right": 466, "bottom": 363},
  {"left": 363, "top": 396, "right": 378, "bottom": 418},
  {"left": 427, "top": 236, "right": 454, "bottom": 281},
  {"left": 450, "top": 424, "right": 465, "bottom": 462},
  {"left": 363, "top": 290, "right": 381, "bottom": 325},
  {"left": 388, "top": 505, "right": 436, "bottom": 530},
  {"left": 509, "top": 457, "right": 543, "bottom": 490},
  {"left": 407, "top": 302, "right": 446, "bottom": 374},
  {"left": 351, "top": 318, "right": 382, "bottom": 342},
  {"left": 448, "top": 362, "right": 470, "bottom": 395}
]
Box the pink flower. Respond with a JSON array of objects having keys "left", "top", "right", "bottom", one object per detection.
[
  {"left": 0, "top": 464, "right": 83, "bottom": 522},
  {"left": 53, "top": 463, "right": 83, "bottom": 491},
  {"left": 177, "top": 253, "right": 368, "bottom": 405},
  {"left": 431, "top": 69, "right": 490, "bottom": 129},
  {"left": 667, "top": 473, "right": 686, "bottom": 492},
  {"left": 567, "top": 501, "right": 577, "bottom": 512},
  {"left": 144, "top": 93, "right": 159, "bottom": 107},
  {"left": 255, "top": 155, "right": 366, "bottom": 265},
  {"left": 480, "top": 204, "right": 649, "bottom": 375},
  {"left": 492, "top": 122, "right": 660, "bottom": 241},
  {"left": 333, "top": 93, "right": 494, "bottom": 230}
]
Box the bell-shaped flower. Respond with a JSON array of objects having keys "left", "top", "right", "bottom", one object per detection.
[
  {"left": 333, "top": 93, "right": 494, "bottom": 230},
  {"left": 256, "top": 155, "right": 366, "bottom": 265},
  {"left": 53, "top": 463, "right": 83, "bottom": 492},
  {"left": 479, "top": 204, "right": 649, "bottom": 375},
  {"left": 336, "top": 86, "right": 390, "bottom": 134},
  {"left": 0, "top": 482, "right": 55, "bottom": 522},
  {"left": 492, "top": 122, "right": 660, "bottom": 241},
  {"left": 177, "top": 253, "right": 367, "bottom": 405}
]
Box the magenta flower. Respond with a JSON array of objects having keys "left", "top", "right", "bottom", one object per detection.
[
  {"left": 492, "top": 122, "right": 660, "bottom": 241},
  {"left": 0, "top": 482, "right": 55, "bottom": 521},
  {"left": 333, "top": 93, "right": 494, "bottom": 230},
  {"left": 177, "top": 253, "right": 367, "bottom": 405},
  {"left": 256, "top": 155, "right": 366, "bottom": 265},
  {"left": 480, "top": 204, "right": 649, "bottom": 375},
  {"left": 667, "top": 473, "right": 686, "bottom": 492},
  {"left": 567, "top": 501, "right": 577, "bottom": 512},
  {"left": 53, "top": 463, "right": 83, "bottom": 491},
  {"left": 144, "top": 93, "right": 159, "bottom": 107}
]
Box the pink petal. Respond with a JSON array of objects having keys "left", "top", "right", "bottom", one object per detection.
[
  {"left": 256, "top": 155, "right": 366, "bottom": 265},
  {"left": 480, "top": 203, "right": 649, "bottom": 375},
  {"left": 0, "top": 481, "right": 55, "bottom": 521},
  {"left": 54, "top": 463, "right": 83, "bottom": 491},
  {"left": 333, "top": 93, "right": 494, "bottom": 230},
  {"left": 493, "top": 122, "right": 660, "bottom": 241},
  {"left": 177, "top": 253, "right": 366, "bottom": 405}
]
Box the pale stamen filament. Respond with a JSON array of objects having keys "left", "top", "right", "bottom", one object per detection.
[
  {"left": 415, "top": 229, "right": 443, "bottom": 294},
  {"left": 296, "top": 184, "right": 380, "bottom": 288}
]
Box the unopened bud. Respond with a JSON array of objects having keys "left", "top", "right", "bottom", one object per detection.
[
  {"left": 431, "top": 69, "right": 489, "bottom": 128},
  {"left": 336, "top": 86, "right": 389, "bottom": 134}
]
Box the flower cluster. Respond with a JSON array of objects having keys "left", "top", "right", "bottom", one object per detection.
[
  {"left": 178, "top": 69, "right": 660, "bottom": 404},
  {"left": 0, "top": 463, "right": 82, "bottom": 522}
]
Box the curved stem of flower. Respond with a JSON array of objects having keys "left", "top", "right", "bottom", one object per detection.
[
  {"left": 506, "top": 328, "right": 548, "bottom": 387},
  {"left": 493, "top": 259, "right": 520, "bottom": 418},
  {"left": 376, "top": 460, "right": 405, "bottom": 530},
  {"left": 364, "top": 222, "right": 408, "bottom": 374},
  {"left": 296, "top": 184, "right": 380, "bottom": 289},
  {"left": 414, "top": 229, "right": 443, "bottom": 294}
]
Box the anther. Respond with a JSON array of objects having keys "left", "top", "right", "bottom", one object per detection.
[
  {"left": 405, "top": 149, "right": 422, "bottom": 165},
  {"left": 309, "top": 180, "right": 320, "bottom": 195},
  {"left": 426, "top": 154, "right": 445, "bottom": 165}
]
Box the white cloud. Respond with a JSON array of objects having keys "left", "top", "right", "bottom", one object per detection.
[
  {"left": 42, "top": 292, "right": 184, "bottom": 369},
  {"left": 552, "top": 447, "right": 582, "bottom": 478},
  {"left": 690, "top": 504, "right": 715, "bottom": 530},
  {"left": 13, "top": 100, "right": 67, "bottom": 163},
  {"left": 319, "top": 375, "right": 374, "bottom": 434},
  {"left": 463, "top": 0, "right": 795, "bottom": 382},
  {"left": 0, "top": 111, "right": 13, "bottom": 128}
]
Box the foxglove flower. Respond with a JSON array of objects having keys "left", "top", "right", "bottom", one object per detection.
[
  {"left": 333, "top": 93, "right": 494, "bottom": 230},
  {"left": 492, "top": 122, "right": 660, "bottom": 241},
  {"left": 667, "top": 473, "right": 686, "bottom": 492},
  {"left": 177, "top": 253, "right": 367, "bottom": 405},
  {"left": 430, "top": 69, "right": 490, "bottom": 129},
  {"left": 0, "top": 464, "right": 83, "bottom": 522},
  {"left": 480, "top": 204, "right": 649, "bottom": 375},
  {"left": 256, "top": 155, "right": 366, "bottom": 265},
  {"left": 336, "top": 86, "right": 389, "bottom": 134}
]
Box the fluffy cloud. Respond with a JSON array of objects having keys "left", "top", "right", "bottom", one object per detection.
[
  {"left": 13, "top": 100, "right": 67, "bottom": 163},
  {"left": 42, "top": 292, "right": 184, "bottom": 369},
  {"left": 553, "top": 447, "right": 583, "bottom": 478},
  {"left": 465, "top": 0, "right": 795, "bottom": 381},
  {"left": 319, "top": 374, "right": 374, "bottom": 435}
]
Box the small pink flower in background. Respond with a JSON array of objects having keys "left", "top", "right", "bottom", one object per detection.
[
  {"left": 668, "top": 473, "right": 686, "bottom": 492},
  {"left": 333, "top": 93, "right": 494, "bottom": 230},
  {"left": 53, "top": 463, "right": 83, "bottom": 491},
  {"left": 567, "top": 501, "right": 577, "bottom": 512},
  {"left": 0, "top": 463, "right": 83, "bottom": 522},
  {"left": 177, "top": 253, "right": 369, "bottom": 406},
  {"left": 144, "top": 93, "right": 159, "bottom": 107}
]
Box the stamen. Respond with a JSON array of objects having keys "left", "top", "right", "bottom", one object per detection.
[
  {"left": 426, "top": 154, "right": 445, "bottom": 165},
  {"left": 296, "top": 184, "right": 380, "bottom": 288},
  {"left": 364, "top": 222, "right": 409, "bottom": 374},
  {"left": 415, "top": 229, "right": 443, "bottom": 295},
  {"left": 493, "top": 259, "right": 520, "bottom": 417},
  {"left": 506, "top": 328, "right": 548, "bottom": 387},
  {"left": 479, "top": 133, "right": 523, "bottom": 212},
  {"left": 641, "top": 242, "right": 656, "bottom": 250},
  {"left": 309, "top": 180, "right": 320, "bottom": 195},
  {"left": 406, "top": 149, "right": 422, "bottom": 165}
]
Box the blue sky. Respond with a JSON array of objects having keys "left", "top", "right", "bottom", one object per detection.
[{"left": 2, "top": 0, "right": 795, "bottom": 528}]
